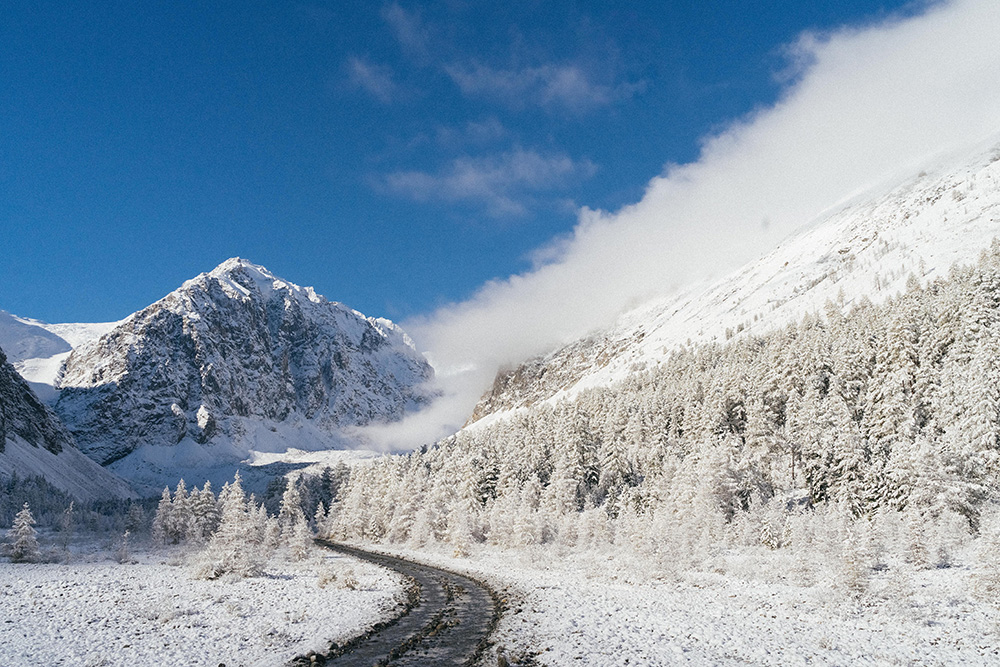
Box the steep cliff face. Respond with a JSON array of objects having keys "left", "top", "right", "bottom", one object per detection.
[
  {"left": 469, "top": 141, "right": 1000, "bottom": 424},
  {"left": 0, "top": 347, "right": 70, "bottom": 455},
  {"left": 55, "top": 258, "right": 433, "bottom": 467},
  {"left": 0, "top": 346, "right": 135, "bottom": 500}
]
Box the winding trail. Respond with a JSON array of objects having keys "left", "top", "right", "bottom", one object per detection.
[{"left": 297, "top": 541, "right": 500, "bottom": 666}]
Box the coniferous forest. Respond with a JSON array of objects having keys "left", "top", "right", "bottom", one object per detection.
[{"left": 322, "top": 240, "right": 1000, "bottom": 587}]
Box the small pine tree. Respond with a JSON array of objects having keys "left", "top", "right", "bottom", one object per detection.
[
  {"left": 186, "top": 482, "right": 220, "bottom": 544},
  {"left": 124, "top": 503, "right": 146, "bottom": 535},
  {"left": 151, "top": 487, "right": 172, "bottom": 546},
  {"left": 288, "top": 519, "right": 313, "bottom": 562},
  {"left": 168, "top": 479, "right": 190, "bottom": 543},
  {"left": 116, "top": 530, "right": 134, "bottom": 564},
  {"left": 277, "top": 478, "right": 313, "bottom": 560},
  {"left": 312, "top": 502, "right": 327, "bottom": 535},
  {"left": 59, "top": 501, "right": 75, "bottom": 551},
  {"left": 903, "top": 507, "right": 930, "bottom": 569},
  {"left": 8, "top": 503, "right": 41, "bottom": 563},
  {"left": 278, "top": 480, "right": 306, "bottom": 533},
  {"left": 973, "top": 507, "right": 1000, "bottom": 598},
  {"left": 263, "top": 513, "right": 282, "bottom": 552},
  {"left": 838, "top": 515, "right": 872, "bottom": 600}
]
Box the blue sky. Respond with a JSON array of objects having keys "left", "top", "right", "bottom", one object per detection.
[{"left": 1, "top": 0, "right": 919, "bottom": 324}]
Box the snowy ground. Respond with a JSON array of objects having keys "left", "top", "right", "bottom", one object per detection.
[
  {"left": 370, "top": 544, "right": 1000, "bottom": 666},
  {"left": 245, "top": 447, "right": 382, "bottom": 478},
  {"left": 0, "top": 545, "right": 405, "bottom": 667},
  {"left": 7, "top": 539, "right": 999, "bottom": 666}
]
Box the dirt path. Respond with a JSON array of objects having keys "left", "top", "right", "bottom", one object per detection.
[{"left": 294, "top": 541, "right": 500, "bottom": 666}]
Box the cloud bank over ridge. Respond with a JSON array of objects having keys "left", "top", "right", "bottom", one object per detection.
[{"left": 363, "top": 0, "right": 1000, "bottom": 449}]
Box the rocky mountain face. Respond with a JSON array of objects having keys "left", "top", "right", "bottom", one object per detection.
[
  {"left": 0, "top": 346, "right": 135, "bottom": 500},
  {"left": 469, "top": 141, "right": 1000, "bottom": 424},
  {"left": 466, "top": 332, "right": 644, "bottom": 425},
  {"left": 0, "top": 347, "right": 71, "bottom": 455},
  {"left": 55, "top": 258, "right": 433, "bottom": 467}
]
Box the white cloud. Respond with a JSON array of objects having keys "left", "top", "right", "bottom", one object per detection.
[
  {"left": 382, "top": 3, "right": 430, "bottom": 60},
  {"left": 363, "top": 0, "right": 1000, "bottom": 449},
  {"left": 446, "top": 62, "right": 643, "bottom": 112},
  {"left": 378, "top": 4, "right": 642, "bottom": 112},
  {"left": 347, "top": 56, "right": 399, "bottom": 103},
  {"left": 384, "top": 148, "right": 597, "bottom": 217}
]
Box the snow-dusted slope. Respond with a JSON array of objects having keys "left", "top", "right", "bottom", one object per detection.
[
  {"left": 0, "top": 346, "right": 135, "bottom": 501},
  {"left": 470, "top": 142, "right": 1000, "bottom": 423},
  {"left": 54, "top": 258, "right": 433, "bottom": 490},
  {"left": 0, "top": 311, "right": 72, "bottom": 364},
  {"left": 25, "top": 319, "right": 122, "bottom": 349},
  {"left": 0, "top": 311, "right": 119, "bottom": 402}
]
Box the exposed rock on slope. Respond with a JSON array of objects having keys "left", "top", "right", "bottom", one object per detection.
[
  {"left": 1, "top": 347, "right": 71, "bottom": 455},
  {"left": 466, "top": 332, "right": 645, "bottom": 425},
  {"left": 0, "top": 346, "right": 135, "bottom": 501},
  {"left": 55, "top": 259, "right": 433, "bottom": 469}
]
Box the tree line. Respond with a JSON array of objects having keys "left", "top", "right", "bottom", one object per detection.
[{"left": 318, "top": 240, "right": 1000, "bottom": 578}]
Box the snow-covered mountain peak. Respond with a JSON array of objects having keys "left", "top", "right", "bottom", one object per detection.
[
  {"left": 53, "top": 260, "right": 433, "bottom": 492},
  {"left": 208, "top": 255, "right": 261, "bottom": 275},
  {"left": 185, "top": 257, "right": 332, "bottom": 308}
]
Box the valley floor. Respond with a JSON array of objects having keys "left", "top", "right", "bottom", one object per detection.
[
  {"left": 370, "top": 544, "right": 1000, "bottom": 666},
  {"left": 6, "top": 539, "right": 1000, "bottom": 666},
  {"left": 0, "top": 545, "right": 404, "bottom": 667}
]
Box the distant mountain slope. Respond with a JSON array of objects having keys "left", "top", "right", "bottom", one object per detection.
[
  {"left": 0, "top": 346, "right": 134, "bottom": 501},
  {"left": 0, "top": 312, "right": 119, "bottom": 403},
  {"left": 53, "top": 258, "right": 433, "bottom": 491},
  {"left": 470, "top": 141, "right": 1000, "bottom": 424},
  {"left": 0, "top": 311, "right": 71, "bottom": 364}
]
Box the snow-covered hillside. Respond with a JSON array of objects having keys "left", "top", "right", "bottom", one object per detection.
[
  {"left": 0, "top": 311, "right": 71, "bottom": 365},
  {"left": 53, "top": 258, "right": 432, "bottom": 492},
  {"left": 0, "top": 311, "right": 119, "bottom": 403},
  {"left": 0, "top": 346, "right": 134, "bottom": 501},
  {"left": 470, "top": 141, "right": 1000, "bottom": 423}
]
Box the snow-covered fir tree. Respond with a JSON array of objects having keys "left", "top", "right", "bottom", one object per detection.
[
  {"left": 197, "top": 473, "right": 271, "bottom": 579},
  {"left": 186, "top": 481, "right": 220, "bottom": 544},
  {"left": 278, "top": 479, "right": 312, "bottom": 561},
  {"left": 151, "top": 486, "right": 173, "bottom": 546},
  {"left": 7, "top": 503, "right": 40, "bottom": 563}
]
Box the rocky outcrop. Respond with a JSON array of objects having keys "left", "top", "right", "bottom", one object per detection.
[
  {"left": 467, "top": 332, "right": 642, "bottom": 424},
  {"left": 0, "top": 347, "right": 72, "bottom": 455}
]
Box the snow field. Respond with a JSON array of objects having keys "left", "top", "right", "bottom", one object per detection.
[
  {"left": 0, "top": 545, "right": 406, "bottom": 667},
  {"left": 371, "top": 543, "right": 1000, "bottom": 666}
]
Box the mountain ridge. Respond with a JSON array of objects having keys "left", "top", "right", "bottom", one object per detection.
[{"left": 468, "top": 140, "right": 1000, "bottom": 427}]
